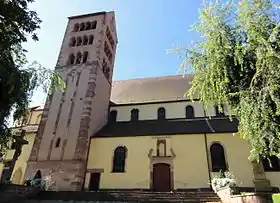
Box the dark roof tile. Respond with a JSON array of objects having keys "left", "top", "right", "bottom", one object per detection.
[{"left": 94, "top": 117, "right": 238, "bottom": 137}]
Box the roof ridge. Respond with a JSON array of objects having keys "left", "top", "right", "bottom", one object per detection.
[{"left": 113, "top": 74, "right": 193, "bottom": 83}]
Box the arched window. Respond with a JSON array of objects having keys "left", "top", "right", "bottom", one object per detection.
[
  {"left": 89, "top": 35, "right": 94, "bottom": 44},
  {"left": 76, "top": 37, "right": 82, "bottom": 46},
  {"left": 75, "top": 52, "right": 82, "bottom": 64},
  {"left": 68, "top": 53, "right": 75, "bottom": 65},
  {"left": 80, "top": 22, "right": 85, "bottom": 31},
  {"left": 91, "top": 21, "right": 97, "bottom": 29},
  {"left": 55, "top": 138, "right": 61, "bottom": 148},
  {"left": 215, "top": 105, "right": 225, "bottom": 117},
  {"left": 73, "top": 23, "right": 79, "bottom": 32},
  {"left": 262, "top": 155, "right": 280, "bottom": 171},
  {"left": 210, "top": 143, "right": 227, "bottom": 172},
  {"left": 186, "top": 105, "right": 194, "bottom": 119},
  {"left": 110, "top": 110, "right": 117, "bottom": 122},
  {"left": 157, "top": 107, "right": 166, "bottom": 120},
  {"left": 112, "top": 146, "right": 127, "bottom": 172},
  {"left": 69, "top": 37, "right": 76, "bottom": 47},
  {"left": 82, "top": 51, "right": 88, "bottom": 63},
  {"left": 86, "top": 22, "right": 91, "bottom": 30},
  {"left": 156, "top": 140, "right": 166, "bottom": 156},
  {"left": 130, "top": 109, "right": 139, "bottom": 121},
  {"left": 83, "top": 36, "right": 88, "bottom": 45}
]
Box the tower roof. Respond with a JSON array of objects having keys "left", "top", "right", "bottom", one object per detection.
[{"left": 68, "top": 11, "right": 106, "bottom": 19}]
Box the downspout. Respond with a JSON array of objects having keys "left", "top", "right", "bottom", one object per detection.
[
  {"left": 82, "top": 137, "right": 92, "bottom": 191},
  {"left": 203, "top": 110, "right": 214, "bottom": 188},
  {"left": 204, "top": 133, "right": 212, "bottom": 188}
]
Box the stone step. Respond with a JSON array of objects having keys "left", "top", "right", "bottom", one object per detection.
[
  {"left": 32, "top": 191, "right": 221, "bottom": 202},
  {"left": 0, "top": 184, "right": 40, "bottom": 203},
  {"left": 94, "top": 194, "right": 217, "bottom": 198},
  {"left": 0, "top": 185, "right": 221, "bottom": 203},
  {"left": 107, "top": 192, "right": 217, "bottom": 195},
  {"left": 25, "top": 201, "right": 221, "bottom": 203},
  {"left": 105, "top": 193, "right": 218, "bottom": 196},
  {"left": 25, "top": 200, "right": 221, "bottom": 203},
  {"left": 107, "top": 194, "right": 219, "bottom": 198}
]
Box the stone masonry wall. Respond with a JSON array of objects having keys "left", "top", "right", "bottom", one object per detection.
[
  {"left": 25, "top": 160, "right": 85, "bottom": 191},
  {"left": 74, "top": 61, "right": 98, "bottom": 161},
  {"left": 28, "top": 93, "right": 53, "bottom": 161},
  {"left": 25, "top": 12, "right": 116, "bottom": 191}
]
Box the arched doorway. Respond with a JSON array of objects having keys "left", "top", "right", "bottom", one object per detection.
[{"left": 152, "top": 163, "right": 171, "bottom": 191}]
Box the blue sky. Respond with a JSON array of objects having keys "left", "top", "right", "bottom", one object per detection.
[{"left": 25, "top": 0, "right": 205, "bottom": 106}]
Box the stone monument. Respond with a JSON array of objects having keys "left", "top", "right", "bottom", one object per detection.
[{"left": 5, "top": 130, "right": 28, "bottom": 182}]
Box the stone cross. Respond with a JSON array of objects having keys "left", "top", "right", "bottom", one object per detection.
[
  {"left": 13, "top": 130, "right": 29, "bottom": 159},
  {"left": 5, "top": 130, "right": 28, "bottom": 182}
]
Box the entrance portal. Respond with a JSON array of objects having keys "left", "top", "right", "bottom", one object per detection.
[{"left": 152, "top": 163, "right": 171, "bottom": 191}]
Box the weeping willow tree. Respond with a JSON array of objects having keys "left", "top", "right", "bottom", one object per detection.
[{"left": 180, "top": 0, "right": 280, "bottom": 160}]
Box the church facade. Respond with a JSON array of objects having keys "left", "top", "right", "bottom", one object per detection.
[
  {"left": 1, "top": 11, "right": 280, "bottom": 191},
  {"left": 0, "top": 106, "right": 42, "bottom": 184}
]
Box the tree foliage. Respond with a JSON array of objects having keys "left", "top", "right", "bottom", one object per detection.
[
  {"left": 0, "top": 0, "right": 65, "bottom": 157},
  {"left": 180, "top": 0, "right": 280, "bottom": 160}
]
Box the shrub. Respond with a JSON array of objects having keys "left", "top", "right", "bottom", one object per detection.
[{"left": 211, "top": 171, "right": 237, "bottom": 192}]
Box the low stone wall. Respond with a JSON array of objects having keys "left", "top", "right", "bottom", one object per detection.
[
  {"left": 0, "top": 184, "right": 40, "bottom": 203},
  {"left": 231, "top": 193, "right": 273, "bottom": 203},
  {"left": 216, "top": 186, "right": 235, "bottom": 203},
  {"left": 25, "top": 160, "right": 86, "bottom": 191},
  {"left": 216, "top": 187, "right": 273, "bottom": 203}
]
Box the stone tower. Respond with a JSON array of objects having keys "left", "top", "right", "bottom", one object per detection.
[{"left": 25, "top": 11, "right": 118, "bottom": 191}]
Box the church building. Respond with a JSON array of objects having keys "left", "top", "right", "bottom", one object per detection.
[{"left": 1, "top": 11, "right": 280, "bottom": 192}]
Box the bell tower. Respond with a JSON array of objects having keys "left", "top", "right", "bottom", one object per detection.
[{"left": 25, "top": 11, "right": 118, "bottom": 190}]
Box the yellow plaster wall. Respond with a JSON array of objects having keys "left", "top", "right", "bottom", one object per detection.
[
  {"left": 110, "top": 102, "right": 232, "bottom": 122},
  {"left": 87, "top": 136, "right": 152, "bottom": 189},
  {"left": 0, "top": 164, "right": 3, "bottom": 180},
  {"left": 0, "top": 132, "right": 36, "bottom": 184},
  {"left": 206, "top": 133, "right": 254, "bottom": 187},
  {"left": 87, "top": 134, "right": 211, "bottom": 189},
  {"left": 28, "top": 110, "right": 42, "bottom": 125},
  {"left": 265, "top": 172, "right": 280, "bottom": 188},
  {"left": 110, "top": 102, "right": 206, "bottom": 122},
  {"left": 172, "top": 134, "right": 210, "bottom": 189},
  {"left": 13, "top": 108, "right": 43, "bottom": 127},
  {"left": 87, "top": 133, "right": 260, "bottom": 190}
]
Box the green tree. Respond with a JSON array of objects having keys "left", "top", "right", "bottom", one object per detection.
[
  {"left": 0, "top": 0, "right": 65, "bottom": 157},
  {"left": 179, "top": 0, "right": 280, "bottom": 160}
]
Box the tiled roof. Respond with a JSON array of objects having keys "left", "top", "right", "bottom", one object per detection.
[
  {"left": 110, "top": 74, "right": 194, "bottom": 104},
  {"left": 94, "top": 117, "right": 238, "bottom": 137},
  {"left": 28, "top": 105, "right": 44, "bottom": 111}
]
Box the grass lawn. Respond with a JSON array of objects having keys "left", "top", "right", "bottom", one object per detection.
[{"left": 273, "top": 193, "right": 280, "bottom": 203}]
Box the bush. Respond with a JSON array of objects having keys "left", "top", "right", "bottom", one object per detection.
[
  {"left": 211, "top": 171, "right": 237, "bottom": 192},
  {"left": 273, "top": 193, "right": 280, "bottom": 203}
]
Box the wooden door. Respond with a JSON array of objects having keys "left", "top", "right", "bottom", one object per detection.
[
  {"left": 88, "top": 173, "right": 101, "bottom": 191},
  {"left": 153, "top": 163, "right": 171, "bottom": 192}
]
